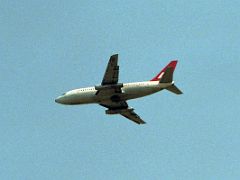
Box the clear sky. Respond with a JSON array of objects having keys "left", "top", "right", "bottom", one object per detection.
[{"left": 1, "top": 1, "right": 240, "bottom": 179}]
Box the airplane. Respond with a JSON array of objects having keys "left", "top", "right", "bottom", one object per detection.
[{"left": 55, "top": 54, "right": 183, "bottom": 124}]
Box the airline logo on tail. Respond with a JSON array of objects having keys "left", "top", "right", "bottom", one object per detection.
[
  {"left": 151, "top": 60, "right": 178, "bottom": 81},
  {"left": 157, "top": 72, "right": 164, "bottom": 79}
]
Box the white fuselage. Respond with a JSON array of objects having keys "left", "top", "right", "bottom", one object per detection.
[{"left": 55, "top": 81, "right": 173, "bottom": 105}]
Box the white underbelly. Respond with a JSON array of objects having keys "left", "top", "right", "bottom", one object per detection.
[
  {"left": 122, "top": 85, "right": 161, "bottom": 100},
  {"left": 65, "top": 91, "right": 97, "bottom": 104}
]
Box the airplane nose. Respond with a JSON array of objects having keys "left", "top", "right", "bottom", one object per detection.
[{"left": 55, "top": 96, "right": 63, "bottom": 104}]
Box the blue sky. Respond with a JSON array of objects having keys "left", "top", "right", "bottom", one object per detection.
[{"left": 1, "top": 0, "right": 240, "bottom": 179}]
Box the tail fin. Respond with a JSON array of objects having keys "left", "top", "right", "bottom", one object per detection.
[
  {"left": 150, "top": 60, "right": 177, "bottom": 82},
  {"left": 151, "top": 60, "right": 183, "bottom": 95}
]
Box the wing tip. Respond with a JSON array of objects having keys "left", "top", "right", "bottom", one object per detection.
[{"left": 110, "top": 54, "right": 118, "bottom": 59}]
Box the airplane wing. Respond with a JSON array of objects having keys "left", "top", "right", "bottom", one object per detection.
[
  {"left": 120, "top": 110, "right": 146, "bottom": 124},
  {"left": 101, "top": 54, "right": 119, "bottom": 85},
  {"left": 98, "top": 54, "right": 145, "bottom": 124},
  {"left": 100, "top": 101, "right": 146, "bottom": 124}
]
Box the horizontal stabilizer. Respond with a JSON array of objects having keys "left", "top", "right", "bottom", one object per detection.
[{"left": 166, "top": 84, "right": 183, "bottom": 95}]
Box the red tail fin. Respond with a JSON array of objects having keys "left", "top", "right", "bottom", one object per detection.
[{"left": 150, "top": 60, "right": 178, "bottom": 81}]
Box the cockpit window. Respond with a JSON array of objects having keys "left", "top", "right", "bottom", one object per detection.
[{"left": 62, "top": 92, "right": 66, "bottom": 95}]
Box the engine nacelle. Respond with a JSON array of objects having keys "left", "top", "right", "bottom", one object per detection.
[
  {"left": 105, "top": 108, "right": 134, "bottom": 115},
  {"left": 95, "top": 83, "right": 123, "bottom": 91}
]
